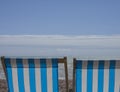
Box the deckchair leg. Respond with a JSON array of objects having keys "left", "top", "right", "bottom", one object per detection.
[
  {"left": 73, "top": 58, "right": 76, "bottom": 92},
  {"left": 64, "top": 57, "right": 69, "bottom": 92},
  {"left": 1, "top": 56, "right": 7, "bottom": 79},
  {"left": 69, "top": 88, "right": 73, "bottom": 92}
]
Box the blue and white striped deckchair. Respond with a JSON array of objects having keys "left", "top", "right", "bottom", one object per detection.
[
  {"left": 73, "top": 58, "right": 120, "bottom": 92},
  {"left": 1, "top": 57, "right": 68, "bottom": 92}
]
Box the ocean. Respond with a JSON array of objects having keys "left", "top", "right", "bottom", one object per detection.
[{"left": 0, "top": 35, "right": 120, "bottom": 79}]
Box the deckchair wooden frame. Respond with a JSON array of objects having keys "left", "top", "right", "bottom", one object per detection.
[
  {"left": 73, "top": 58, "right": 76, "bottom": 92},
  {"left": 1, "top": 56, "right": 69, "bottom": 92}
]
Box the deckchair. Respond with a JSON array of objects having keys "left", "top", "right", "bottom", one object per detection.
[
  {"left": 73, "top": 58, "right": 120, "bottom": 92},
  {"left": 1, "top": 56, "right": 68, "bottom": 92}
]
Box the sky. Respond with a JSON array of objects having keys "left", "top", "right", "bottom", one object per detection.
[
  {"left": 0, "top": 1, "right": 120, "bottom": 59},
  {"left": 0, "top": 0, "right": 120, "bottom": 35}
]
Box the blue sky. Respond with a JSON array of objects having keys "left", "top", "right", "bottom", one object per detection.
[
  {"left": 0, "top": 1, "right": 120, "bottom": 58},
  {"left": 0, "top": 0, "right": 120, "bottom": 35}
]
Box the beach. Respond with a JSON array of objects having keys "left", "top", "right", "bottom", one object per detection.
[
  {"left": 0, "top": 79, "right": 72, "bottom": 92},
  {"left": 0, "top": 79, "right": 7, "bottom": 92}
]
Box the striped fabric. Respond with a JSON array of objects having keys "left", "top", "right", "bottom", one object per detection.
[
  {"left": 4, "top": 58, "right": 59, "bottom": 92},
  {"left": 75, "top": 60, "right": 120, "bottom": 92}
]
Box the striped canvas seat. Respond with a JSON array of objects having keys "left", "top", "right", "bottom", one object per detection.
[
  {"left": 73, "top": 59, "right": 120, "bottom": 92},
  {"left": 1, "top": 57, "right": 68, "bottom": 92}
]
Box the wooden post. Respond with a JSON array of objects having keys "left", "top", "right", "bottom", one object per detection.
[
  {"left": 73, "top": 58, "right": 76, "bottom": 92},
  {"left": 1, "top": 56, "right": 7, "bottom": 79},
  {"left": 64, "top": 57, "right": 69, "bottom": 92}
]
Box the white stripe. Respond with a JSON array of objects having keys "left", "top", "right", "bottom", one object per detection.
[
  {"left": 35, "top": 59, "right": 41, "bottom": 92},
  {"left": 23, "top": 59, "right": 30, "bottom": 92},
  {"left": 93, "top": 61, "right": 98, "bottom": 92},
  {"left": 47, "top": 59, "right": 53, "bottom": 92},
  {"left": 11, "top": 59, "right": 19, "bottom": 92},
  {"left": 103, "top": 61, "right": 109, "bottom": 92},
  {"left": 82, "top": 61, "right": 87, "bottom": 92},
  {"left": 114, "top": 61, "right": 120, "bottom": 92}
]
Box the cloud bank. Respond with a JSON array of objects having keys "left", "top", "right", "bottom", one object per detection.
[{"left": 0, "top": 35, "right": 120, "bottom": 59}]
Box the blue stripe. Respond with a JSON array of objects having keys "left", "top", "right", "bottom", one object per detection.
[
  {"left": 87, "top": 61, "right": 93, "bottom": 92},
  {"left": 109, "top": 60, "right": 116, "bottom": 92},
  {"left": 76, "top": 60, "right": 82, "bottom": 92},
  {"left": 40, "top": 59, "right": 47, "bottom": 92},
  {"left": 5, "top": 58, "right": 14, "bottom": 92},
  {"left": 16, "top": 59, "right": 25, "bottom": 92},
  {"left": 28, "top": 59, "right": 36, "bottom": 92},
  {"left": 98, "top": 61, "right": 104, "bottom": 92},
  {"left": 52, "top": 59, "right": 59, "bottom": 92}
]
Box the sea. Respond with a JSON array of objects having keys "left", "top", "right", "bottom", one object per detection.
[{"left": 0, "top": 35, "right": 120, "bottom": 79}]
